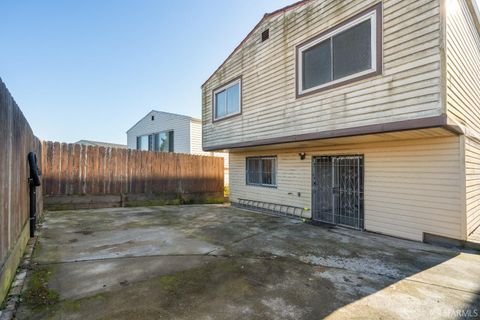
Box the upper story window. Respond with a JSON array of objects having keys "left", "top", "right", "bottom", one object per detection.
[
  {"left": 136, "top": 130, "right": 174, "bottom": 152},
  {"left": 213, "top": 77, "right": 241, "bottom": 121},
  {"left": 246, "top": 156, "right": 277, "bottom": 187},
  {"left": 297, "top": 4, "right": 381, "bottom": 97}
]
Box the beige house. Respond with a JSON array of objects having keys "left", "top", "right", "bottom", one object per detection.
[{"left": 201, "top": 0, "right": 480, "bottom": 243}]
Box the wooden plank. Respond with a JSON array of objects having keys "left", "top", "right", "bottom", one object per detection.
[
  {"left": 0, "top": 78, "right": 42, "bottom": 289},
  {"left": 39, "top": 142, "right": 224, "bottom": 197}
]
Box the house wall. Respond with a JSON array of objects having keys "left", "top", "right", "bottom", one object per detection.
[
  {"left": 190, "top": 121, "right": 230, "bottom": 186},
  {"left": 229, "top": 133, "right": 463, "bottom": 241},
  {"left": 202, "top": 0, "right": 444, "bottom": 149},
  {"left": 190, "top": 120, "right": 206, "bottom": 154},
  {"left": 465, "top": 138, "right": 480, "bottom": 235},
  {"left": 445, "top": 0, "right": 480, "bottom": 236},
  {"left": 127, "top": 111, "right": 192, "bottom": 153}
]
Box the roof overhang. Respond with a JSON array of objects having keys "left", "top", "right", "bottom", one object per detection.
[{"left": 203, "top": 115, "right": 464, "bottom": 151}]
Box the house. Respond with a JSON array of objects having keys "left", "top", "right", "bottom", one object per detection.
[
  {"left": 75, "top": 140, "right": 127, "bottom": 149},
  {"left": 127, "top": 110, "right": 229, "bottom": 184},
  {"left": 127, "top": 110, "right": 204, "bottom": 154},
  {"left": 201, "top": 0, "right": 480, "bottom": 243}
]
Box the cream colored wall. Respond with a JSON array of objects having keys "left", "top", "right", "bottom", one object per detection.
[
  {"left": 229, "top": 134, "right": 463, "bottom": 241},
  {"left": 446, "top": 0, "right": 480, "bottom": 133},
  {"left": 189, "top": 121, "right": 230, "bottom": 185},
  {"left": 202, "top": 0, "right": 444, "bottom": 149},
  {"left": 465, "top": 137, "right": 480, "bottom": 235},
  {"left": 445, "top": 0, "right": 480, "bottom": 236}
]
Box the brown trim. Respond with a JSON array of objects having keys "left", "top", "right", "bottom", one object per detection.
[
  {"left": 295, "top": 2, "right": 383, "bottom": 99},
  {"left": 203, "top": 115, "right": 461, "bottom": 151},
  {"left": 211, "top": 75, "right": 243, "bottom": 123},
  {"left": 202, "top": 0, "right": 311, "bottom": 87}
]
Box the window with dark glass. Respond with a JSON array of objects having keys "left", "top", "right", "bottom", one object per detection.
[
  {"left": 298, "top": 6, "right": 378, "bottom": 95},
  {"left": 246, "top": 156, "right": 277, "bottom": 187}
]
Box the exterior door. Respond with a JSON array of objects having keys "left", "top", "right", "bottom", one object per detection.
[{"left": 312, "top": 155, "right": 364, "bottom": 229}]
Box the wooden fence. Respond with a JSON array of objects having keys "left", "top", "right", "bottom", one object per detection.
[
  {"left": 0, "top": 78, "right": 42, "bottom": 303},
  {"left": 41, "top": 141, "right": 224, "bottom": 209}
]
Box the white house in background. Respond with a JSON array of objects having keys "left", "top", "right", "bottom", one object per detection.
[
  {"left": 127, "top": 110, "right": 204, "bottom": 154},
  {"left": 126, "top": 110, "right": 229, "bottom": 184}
]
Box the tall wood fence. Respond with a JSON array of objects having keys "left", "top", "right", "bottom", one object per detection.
[
  {"left": 41, "top": 141, "right": 224, "bottom": 209},
  {"left": 0, "top": 78, "right": 42, "bottom": 303}
]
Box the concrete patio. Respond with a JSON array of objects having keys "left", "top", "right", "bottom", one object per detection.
[{"left": 16, "top": 205, "right": 480, "bottom": 319}]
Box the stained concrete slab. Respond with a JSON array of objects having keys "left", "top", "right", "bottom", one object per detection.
[{"left": 16, "top": 205, "right": 480, "bottom": 320}]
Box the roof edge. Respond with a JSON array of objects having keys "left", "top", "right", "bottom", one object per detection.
[
  {"left": 201, "top": 0, "right": 311, "bottom": 88},
  {"left": 126, "top": 110, "right": 201, "bottom": 133},
  {"left": 202, "top": 115, "right": 453, "bottom": 151}
]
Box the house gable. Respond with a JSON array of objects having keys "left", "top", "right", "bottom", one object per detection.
[
  {"left": 202, "top": 0, "right": 446, "bottom": 151},
  {"left": 126, "top": 110, "right": 199, "bottom": 153}
]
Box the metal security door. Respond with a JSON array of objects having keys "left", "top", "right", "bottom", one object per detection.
[{"left": 312, "top": 155, "right": 364, "bottom": 229}]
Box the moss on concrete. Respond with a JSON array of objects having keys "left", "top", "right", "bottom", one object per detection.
[
  {"left": 23, "top": 265, "right": 59, "bottom": 308},
  {"left": 203, "top": 197, "right": 225, "bottom": 204},
  {"left": 125, "top": 197, "right": 224, "bottom": 208}
]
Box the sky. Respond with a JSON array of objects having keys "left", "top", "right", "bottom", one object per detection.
[
  {"left": 0, "top": 0, "right": 293, "bottom": 144},
  {"left": 2, "top": 0, "right": 480, "bottom": 145}
]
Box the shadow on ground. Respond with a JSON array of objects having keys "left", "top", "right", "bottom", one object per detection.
[{"left": 16, "top": 205, "right": 480, "bottom": 319}]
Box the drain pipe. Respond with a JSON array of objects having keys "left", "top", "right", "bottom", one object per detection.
[{"left": 28, "top": 152, "right": 41, "bottom": 237}]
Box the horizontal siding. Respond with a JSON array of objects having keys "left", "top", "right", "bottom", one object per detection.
[
  {"left": 190, "top": 121, "right": 209, "bottom": 155},
  {"left": 466, "top": 137, "right": 480, "bottom": 235},
  {"left": 446, "top": 0, "right": 480, "bottom": 133},
  {"left": 190, "top": 122, "right": 231, "bottom": 185},
  {"left": 229, "top": 134, "right": 462, "bottom": 241},
  {"left": 445, "top": 0, "right": 480, "bottom": 236},
  {"left": 202, "top": 0, "right": 443, "bottom": 149}
]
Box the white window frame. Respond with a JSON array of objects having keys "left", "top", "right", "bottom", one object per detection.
[
  {"left": 297, "top": 8, "right": 377, "bottom": 96},
  {"left": 137, "top": 135, "right": 149, "bottom": 151},
  {"left": 213, "top": 78, "right": 242, "bottom": 121}
]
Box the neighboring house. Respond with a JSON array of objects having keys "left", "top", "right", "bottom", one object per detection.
[
  {"left": 201, "top": 0, "right": 480, "bottom": 243},
  {"left": 75, "top": 140, "right": 127, "bottom": 149},
  {"left": 127, "top": 110, "right": 203, "bottom": 154},
  {"left": 127, "top": 110, "right": 229, "bottom": 184}
]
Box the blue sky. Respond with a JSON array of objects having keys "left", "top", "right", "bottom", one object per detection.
[
  {"left": 2, "top": 0, "right": 480, "bottom": 144},
  {"left": 0, "top": 0, "right": 293, "bottom": 144}
]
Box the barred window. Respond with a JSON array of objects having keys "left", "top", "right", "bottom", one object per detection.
[{"left": 246, "top": 156, "right": 277, "bottom": 187}]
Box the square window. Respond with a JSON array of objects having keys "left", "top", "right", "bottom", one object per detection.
[{"left": 213, "top": 79, "right": 241, "bottom": 120}]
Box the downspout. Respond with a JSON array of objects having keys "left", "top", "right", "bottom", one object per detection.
[{"left": 28, "top": 152, "right": 41, "bottom": 237}]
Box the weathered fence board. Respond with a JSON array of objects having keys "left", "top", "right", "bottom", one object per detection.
[
  {"left": 41, "top": 141, "right": 224, "bottom": 208},
  {"left": 0, "top": 78, "right": 42, "bottom": 303}
]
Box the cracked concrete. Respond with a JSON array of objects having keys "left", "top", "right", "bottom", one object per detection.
[{"left": 16, "top": 205, "right": 480, "bottom": 319}]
